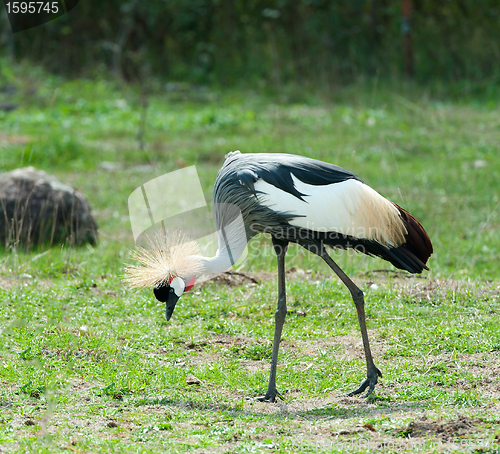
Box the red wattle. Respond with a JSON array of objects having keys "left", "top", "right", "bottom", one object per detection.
[{"left": 185, "top": 277, "right": 196, "bottom": 292}]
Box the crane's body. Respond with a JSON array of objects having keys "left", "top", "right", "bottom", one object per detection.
[
  {"left": 127, "top": 151, "right": 433, "bottom": 400},
  {"left": 213, "top": 151, "right": 431, "bottom": 274}
]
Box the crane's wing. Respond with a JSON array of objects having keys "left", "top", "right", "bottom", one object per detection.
[
  {"left": 254, "top": 174, "right": 407, "bottom": 248},
  {"left": 234, "top": 153, "right": 359, "bottom": 202}
]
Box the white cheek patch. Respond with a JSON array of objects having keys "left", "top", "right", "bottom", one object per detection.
[{"left": 170, "top": 277, "right": 185, "bottom": 298}]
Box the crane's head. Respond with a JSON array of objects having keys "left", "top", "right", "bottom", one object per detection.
[
  {"left": 153, "top": 276, "right": 197, "bottom": 320},
  {"left": 122, "top": 231, "right": 202, "bottom": 321},
  {"left": 153, "top": 277, "right": 185, "bottom": 321}
]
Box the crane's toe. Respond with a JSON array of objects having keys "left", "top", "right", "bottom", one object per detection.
[
  {"left": 256, "top": 395, "right": 275, "bottom": 403},
  {"left": 255, "top": 388, "right": 284, "bottom": 403},
  {"left": 348, "top": 366, "right": 382, "bottom": 398}
]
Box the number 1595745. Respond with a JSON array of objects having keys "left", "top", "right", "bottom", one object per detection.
[{"left": 6, "top": 2, "right": 59, "bottom": 14}]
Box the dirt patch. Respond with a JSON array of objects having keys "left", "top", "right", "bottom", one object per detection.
[
  {"left": 201, "top": 268, "right": 324, "bottom": 289},
  {"left": 402, "top": 415, "right": 483, "bottom": 441},
  {"left": 167, "top": 334, "right": 256, "bottom": 351},
  {"left": 0, "top": 134, "right": 31, "bottom": 145},
  {"left": 0, "top": 272, "right": 73, "bottom": 291},
  {"left": 0, "top": 273, "right": 37, "bottom": 290},
  {"left": 200, "top": 271, "right": 263, "bottom": 288},
  {"left": 360, "top": 274, "right": 500, "bottom": 304}
]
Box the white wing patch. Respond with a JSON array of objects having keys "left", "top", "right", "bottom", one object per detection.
[{"left": 253, "top": 174, "right": 407, "bottom": 247}]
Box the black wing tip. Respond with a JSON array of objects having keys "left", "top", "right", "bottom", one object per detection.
[{"left": 392, "top": 203, "right": 433, "bottom": 268}]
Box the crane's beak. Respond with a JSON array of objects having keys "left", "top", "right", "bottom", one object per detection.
[
  {"left": 153, "top": 277, "right": 185, "bottom": 321},
  {"left": 165, "top": 292, "right": 179, "bottom": 321}
]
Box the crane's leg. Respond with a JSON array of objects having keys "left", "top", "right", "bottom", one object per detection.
[
  {"left": 258, "top": 238, "right": 288, "bottom": 402},
  {"left": 318, "top": 247, "right": 382, "bottom": 397}
]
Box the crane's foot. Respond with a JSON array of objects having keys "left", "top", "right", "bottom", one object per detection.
[
  {"left": 255, "top": 388, "right": 284, "bottom": 403},
  {"left": 348, "top": 365, "right": 382, "bottom": 398}
]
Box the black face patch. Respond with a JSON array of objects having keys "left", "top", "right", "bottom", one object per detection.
[
  {"left": 153, "top": 284, "right": 171, "bottom": 303},
  {"left": 154, "top": 284, "right": 180, "bottom": 321}
]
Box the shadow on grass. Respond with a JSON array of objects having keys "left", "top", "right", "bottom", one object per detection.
[
  {"left": 131, "top": 396, "right": 242, "bottom": 414},
  {"left": 129, "top": 394, "right": 429, "bottom": 421}
]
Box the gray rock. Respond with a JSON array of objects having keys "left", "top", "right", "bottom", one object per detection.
[{"left": 0, "top": 167, "right": 98, "bottom": 249}]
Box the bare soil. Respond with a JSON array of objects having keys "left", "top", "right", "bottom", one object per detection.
[{"left": 403, "top": 415, "right": 482, "bottom": 440}]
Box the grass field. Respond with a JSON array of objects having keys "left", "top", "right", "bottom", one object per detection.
[{"left": 1, "top": 67, "right": 500, "bottom": 452}]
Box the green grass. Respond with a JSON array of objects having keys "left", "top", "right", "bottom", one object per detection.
[{"left": 0, "top": 66, "right": 500, "bottom": 452}]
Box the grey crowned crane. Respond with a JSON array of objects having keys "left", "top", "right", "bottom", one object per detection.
[{"left": 125, "top": 151, "right": 433, "bottom": 401}]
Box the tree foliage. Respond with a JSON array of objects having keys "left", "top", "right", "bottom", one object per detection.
[{"left": 2, "top": 0, "right": 499, "bottom": 84}]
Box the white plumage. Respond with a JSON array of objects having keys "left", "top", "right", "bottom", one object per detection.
[{"left": 254, "top": 175, "right": 407, "bottom": 247}]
